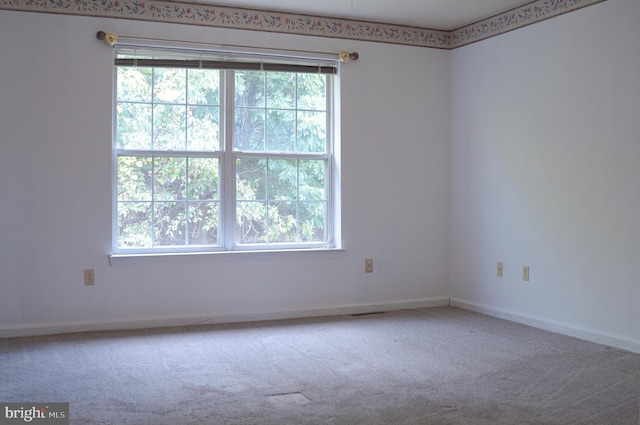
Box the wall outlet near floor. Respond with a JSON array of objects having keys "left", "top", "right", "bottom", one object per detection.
[
  {"left": 365, "top": 258, "right": 374, "bottom": 273},
  {"left": 84, "top": 269, "right": 95, "bottom": 286},
  {"left": 497, "top": 262, "right": 504, "bottom": 277},
  {"left": 522, "top": 266, "right": 530, "bottom": 282}
]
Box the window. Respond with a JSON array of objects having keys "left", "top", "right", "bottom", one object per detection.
[{"left": 113, "top": 48, "right": 337, "bottom": 254}]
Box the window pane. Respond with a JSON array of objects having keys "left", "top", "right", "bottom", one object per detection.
[
  {"left": 188, "top": 157, "right": 219, "bottom": 200},
  {"left": 117, "top": 67, "right": 152, "bottom": 102},
  {"left": 266, "top": 72, "right": 295, "bottom": 109},
  {"left": 188, "top": 201, "right": 218, "bottom": 245},
  {"left": 118, "top": 201, "right": 152, "bottom": 248},
  {"left": 299, "top": 160, "right": 326, "bottom": 201},
  {"left": 268, "top": 201, "right": 297, "bottom": 243},
  {"left": 236, "top": 201, "right": 266, "bottom": 244},
  {"left": 266, "top": 109, "right": 295, "bottom": 152},
  {"left": 153, "top": 104, "right": 187, "bottom": 151},
  {"left": 154, "top": 201, "right": 186, "bottom": 246},
  {"left": 236, "top": 157, "right": 266, "bottom": 200},
  {"left": 299, "top": 201, "right": 326, "bottom": 242},
  {"left": 187, "top": 69, "right": 219, "bottom": 105},
  {"left": 153, "top": 68, "right": 186, "bottom": 104},
  {"left": 268, "top": 159, "right": 297, "bottom": 200},
  {"left": 297, "top": 73, "right": 326, "bottom": 111},
  {"left": 297, "top": 111, "right": 326, "bottom": 153},
  {"left": 234, "top": 107, "right": 265, "bottom": 151},
  {"left": 235, "top": 71, "right": 265, "bottom": 107},
  {"left": 187, "top": 105, "right": 220, "bottom": 151},
  {"left": 117, "top": 156, "right": 153, "bottom": 201},
  {"left": 154, "top": 157, "right": 186, "bottom": 201},
  {"left": 117, "top": 103, "right": 152, "bottom": 150},
  {"left": 234, "top": 71, "right": 266, "bottom": 152}
]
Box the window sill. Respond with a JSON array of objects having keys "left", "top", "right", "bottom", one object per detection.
[{"left": 108, "top": 247, "right": 345, "bottom": 265}]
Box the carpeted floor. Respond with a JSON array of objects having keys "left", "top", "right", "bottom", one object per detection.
[{"left": 1, "top": 307, "right": 639, "bottom": 424}]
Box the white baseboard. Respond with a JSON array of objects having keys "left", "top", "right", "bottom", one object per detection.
[
  {"left": 0, "top": 297, "right": 450, "bottom": 338},
  {"left": 450, "top": 298, "right": 640, "bottom": 354}
]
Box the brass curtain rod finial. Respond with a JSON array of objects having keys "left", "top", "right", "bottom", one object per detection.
[
  {"left": 97, "top": 31, "right": 118, "bottom": 46},
  {"left": 339, "top": 51, "right": 359, "bottom": 63}
]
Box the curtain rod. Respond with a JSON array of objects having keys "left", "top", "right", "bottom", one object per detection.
[{"left": 96, "top": 31, "right": 359, "bottom": 63}]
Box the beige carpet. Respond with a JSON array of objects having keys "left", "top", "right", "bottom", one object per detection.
[{"left": 1, "top": 307, "right": 639, "bottom": 424}]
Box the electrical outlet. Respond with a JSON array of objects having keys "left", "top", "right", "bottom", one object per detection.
[
  {"left": 84, "top": 269, "right": 95, "bottom": 286},
  {"left": 365, "top": 258, "right": 373, "bottom": 273},
  {"left": 522, "top": 266, "right": 530, "bottom": 282},
  {"left": 497, "top": 262, "right": 503, "bottom": 277}
]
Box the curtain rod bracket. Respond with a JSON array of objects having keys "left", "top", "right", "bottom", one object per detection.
[{"left": 97, "top": 31, "right": 119, "bottom": 46}]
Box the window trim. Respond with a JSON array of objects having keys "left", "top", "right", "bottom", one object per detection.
[{"left": 111, "top": 47, "right": 339, "bottom": 255}]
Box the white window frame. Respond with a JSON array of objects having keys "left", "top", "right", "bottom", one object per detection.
[{"left": 111, "top": 46, "right": 339, "bottom": 256}]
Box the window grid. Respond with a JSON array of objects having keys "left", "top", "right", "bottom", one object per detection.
[
  {"left": 114, "top": 61, "right": 333, "bottom": 254},
  {"left": 115, "top": 152, "right": 222, "bottom": 250},
  {"left": 232, "top": 155, "right": 329, "bottom": 246}
]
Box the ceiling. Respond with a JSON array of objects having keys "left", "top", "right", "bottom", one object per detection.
[{"left": 184, "top": 0, "right": 535, "bottom": 31}]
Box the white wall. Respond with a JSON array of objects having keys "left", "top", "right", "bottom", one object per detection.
[
  {"left": 0, "top": 11, "right": 451, "bottom": 335},
  {"left": 5, "top": 0, "right": 637, "bottom": 350},
  {"left": 451, "top": 0, "right": 640, "bottom": 349}
]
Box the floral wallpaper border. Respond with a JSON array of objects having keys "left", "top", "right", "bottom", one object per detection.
[
  {"left": 0, "top": 0, "right": 606, "bottom": 49},
  {"left": 452, "top": 0, "right": 606, "bottom": 48}
]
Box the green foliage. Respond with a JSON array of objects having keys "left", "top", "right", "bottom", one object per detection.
[
  {"left": 116, "top": 64, "right": 328, "bottom": 249},
  {"left": 235, "top": 157, "right": 326, "bottom": 244},
  {"left": 233, "top": 71, "right": 327, "bottom": 153},
  {"left": 117, "top": 155, "right": 219, "bottom": 248}
]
